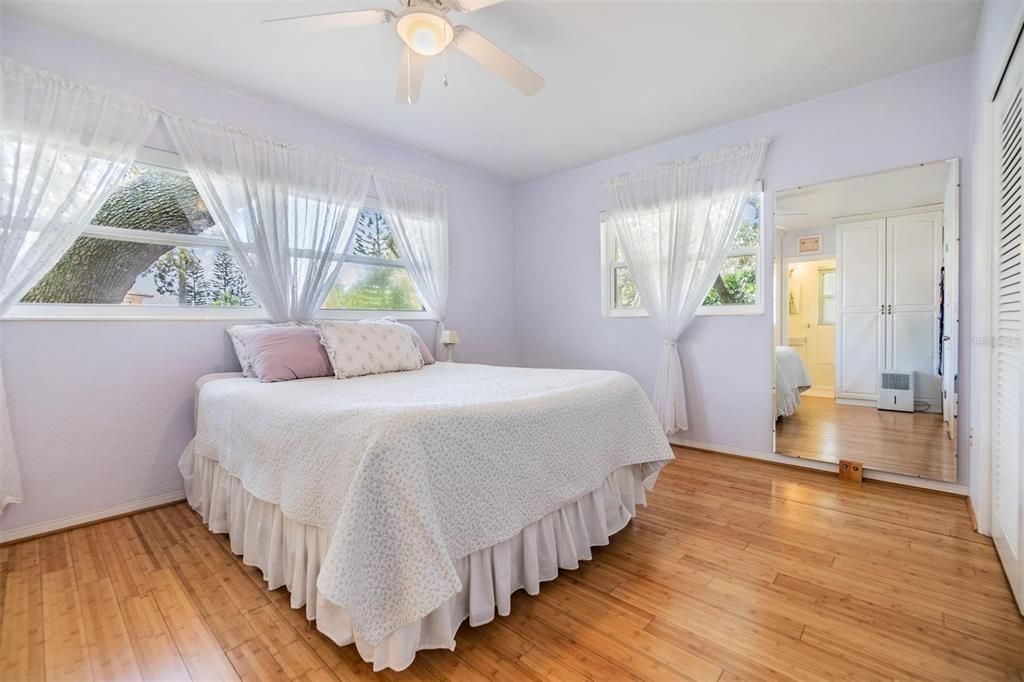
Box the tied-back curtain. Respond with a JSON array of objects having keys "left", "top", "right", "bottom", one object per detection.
[
  {"left": 0, "top": 58, "right": 158, "bottom": 510},
  {"left": 165, "top": 117, "right": 371, "bottom": 322},
  {"left": 603, "top": 138, "right": 769, "bottom": 434},
  {"left": 371, "top": 168, "right": 449, "bottom": 355}
]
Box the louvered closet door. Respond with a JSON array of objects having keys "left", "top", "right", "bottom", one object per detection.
[{"left": 992, "top": 41, "right": 1024, "bottom": 614}]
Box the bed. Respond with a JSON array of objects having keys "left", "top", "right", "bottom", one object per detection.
[
  {"left": 180, "top": 362, "right": 673, "bottom": 671},
  {"left": 775, "top": 345, "right": 812, "bottom": 418}
]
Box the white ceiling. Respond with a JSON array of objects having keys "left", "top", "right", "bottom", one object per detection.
[
  {"left": 774, "top": 161, "right": 951, "bottom": 231},
  {"left": 5, "top": 1, "right": 981, "bottom": 182}
]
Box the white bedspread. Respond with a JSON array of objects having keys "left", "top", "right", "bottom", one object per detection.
[
  {"left": 180, "top": 362, "right": 673, "bottom": 646},
  {"left": 775, "top": 346, "right": 812, "bottom": 418}
]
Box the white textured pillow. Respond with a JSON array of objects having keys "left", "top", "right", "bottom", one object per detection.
[
  {"left": 227, "top": 322, "right": 303, "bottom": 377},
  {"left": 316, "top": 320, "right": 424, "bottom": 379}
]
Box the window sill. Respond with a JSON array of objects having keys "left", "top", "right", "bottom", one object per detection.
[
  {"left": 602, "top": 307, "right": 648, "bottom": 319},
  {"left": 317, "top": 309, "right": 437, "bottom": 321},
  {"left": 603, "top": 305, "right": 765, "bottom": 319},
  {"left": 3, "top": 304, "right": 438, "bottom": 322},
  {"left": 695, "top": 304, "right": 764, "bottom": 317}
]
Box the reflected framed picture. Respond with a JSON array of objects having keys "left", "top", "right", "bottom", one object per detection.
[{"left": 797, "top": 234, "right": 823, "bottom": 254}]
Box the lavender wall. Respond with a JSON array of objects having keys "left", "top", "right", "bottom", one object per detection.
[
  {"left": 0, "top": 21, "right": 519, "bottom": 534},
  {"left": 514, "top": 57, "right": 973, "bottom": 474}
]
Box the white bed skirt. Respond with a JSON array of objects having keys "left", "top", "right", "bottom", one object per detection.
[
  {"left": 777, "top": 387, "right": 800, "bottom": 418},
  {"left": 186, "top": 453, "right": 648, "bottom": 671}
]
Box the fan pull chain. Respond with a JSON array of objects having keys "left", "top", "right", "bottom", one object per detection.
[
  {"left": 406, "top": 47, "right": 412, "bottom": 104},
  {"left": 442, "top": 22, "right": 449, "bottom": 87}
]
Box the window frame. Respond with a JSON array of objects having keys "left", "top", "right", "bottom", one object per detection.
[
  {"left": 817, "top": 267, "right": 836, "bottom": 326},
  {"left": 4, "top": 147, "right": 436, "bottom": 322},
  {"left": 600, "top": 184, "right": 766, "bottom": 319}
]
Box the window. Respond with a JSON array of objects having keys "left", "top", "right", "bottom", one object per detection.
[
  {"left": 818, "top": 268, "right": 836, "bottom": 325},
  {"left": 321, "top": 209, "right": 424, "bottom": 312},
  {"left": 601, "top": 190, "right": 764, "bottom": 317},
  {"left": 16, "top": 150, "right": 259, "bottom": 316},
  {"left": 10, "top": 148, "right": 430, "bottom": 319}
]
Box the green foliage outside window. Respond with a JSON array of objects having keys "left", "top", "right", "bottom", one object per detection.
[
  {"left": 321, "top": 210, "right": 424, "bottom": 311},
  {"left": 613, "top": 193, "right": 761, "bottom": 310},
  {"left": 701, "top": 194, "right": 760, "bottom": 306}
]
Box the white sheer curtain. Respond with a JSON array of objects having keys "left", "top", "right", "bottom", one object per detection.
[
  {"left": 603, "top": 138, "right": 769, "bottom": 434},
  {"left": 165, "top": 117, "right": 371, "bottom": 322},
  {"left": 371, "top": 168, "right": 449, "bottom": 354},
  {"left": 0, "top": 59, "right": 157, "bottom": 510}
]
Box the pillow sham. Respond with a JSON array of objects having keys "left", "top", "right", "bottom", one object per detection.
[
  {"left": 316, "top": 320, "right": 424, "bottom": 379},
  {"left": 235, "top": 326, "right": 334, "bottom": 382},
  {"left": 227, "top": 321, "right": 303, "bottom": 377},
  {"left": 379, "top": 316, "right": 435, "bottom": 365}
]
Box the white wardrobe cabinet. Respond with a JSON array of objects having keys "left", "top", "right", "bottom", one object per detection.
[{"left": 835, "top": 210, "right": 941, "bottom": 406}]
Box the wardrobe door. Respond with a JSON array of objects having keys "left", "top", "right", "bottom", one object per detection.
[
  {"left": 886, "top": 212, "right": 942, "bottom": 409},
  {"left": 836, "top": 219, "right": 885, "bottom": 401}
]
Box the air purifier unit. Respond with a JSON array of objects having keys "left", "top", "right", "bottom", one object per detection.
[{"left": 878, "top": 371, "right": 915, "bottom": 412}]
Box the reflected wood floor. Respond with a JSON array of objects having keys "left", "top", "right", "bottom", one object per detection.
[
  {"left": 2, "top": 447, "right": 1021, "bottom": 681},
  {"left": 775, "top": 395, "right": 957, "bottom": 482}
]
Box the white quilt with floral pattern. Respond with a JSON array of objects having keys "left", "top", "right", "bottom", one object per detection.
[{"left": 181, "top": 362, "right": 673, "bottom": 646}]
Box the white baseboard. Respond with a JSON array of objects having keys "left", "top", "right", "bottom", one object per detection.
[
  {"left": 669, "top": 437, "right": 968, "bottom": 495},
  {"left": 836, "top": 397, "right": 877, "bottom": 408},
  {"left": 0, "top": 490, "right": 186, "bottom": 544},
  {"left": 802, "top": 386, "right": 835, "bottom": 398}
]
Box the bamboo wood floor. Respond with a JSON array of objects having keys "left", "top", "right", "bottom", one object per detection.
[
  {"left": 775, "top": 396, "right": 958, "bottom": 482},
  {"left": 1, "top": 447, "right": 1021, "bottom": 681}
]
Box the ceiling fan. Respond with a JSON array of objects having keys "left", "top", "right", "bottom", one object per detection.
[{"left": 263, "top": 0, "right": 544, "bottom": 104}]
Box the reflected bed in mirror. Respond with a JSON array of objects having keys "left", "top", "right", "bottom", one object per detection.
[{"left": 772, "top": 160, "right": 958, "bottom": 482}]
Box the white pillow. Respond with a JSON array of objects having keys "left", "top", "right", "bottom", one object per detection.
[
  {"left": 227, "top": 321, "right": 303, "bottom": 377},
  {"left": 316, "top": 320, "right": 423, "bottom": 379}
]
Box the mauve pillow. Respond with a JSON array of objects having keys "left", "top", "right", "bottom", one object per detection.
[
  {"left": 227, "top": 321, "right": 304, "bottom": 377},
  {"left": 235, "top": 326, "right": 333, "bottom": 382}
]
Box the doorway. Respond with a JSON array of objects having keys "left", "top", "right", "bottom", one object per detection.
[{"left": 783, "top": 258, "right": 836, "bottom": 397}]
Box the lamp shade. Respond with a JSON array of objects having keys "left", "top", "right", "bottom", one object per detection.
[
  {"left": 440, "top": 329, "right": 460, "bottom": 345},
  {"left": 396, "top": 9, "right": 453, "bottom": 57}
]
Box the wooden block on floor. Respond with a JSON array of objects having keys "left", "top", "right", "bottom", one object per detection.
[{"left": 838, "top": 460, "right": 863, "bottom": 483}]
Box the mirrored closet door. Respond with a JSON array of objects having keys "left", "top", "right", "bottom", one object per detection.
[{"left": 771, "top": 160, "right": 959, "bottom": 482}]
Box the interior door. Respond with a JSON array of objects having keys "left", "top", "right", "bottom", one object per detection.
[
  {"left": 836, "top": 219, "right": 885, "bottom": 401},
  {"left": 886, "top": 211, "right": 942, "bottom": 410},
  {"left": 992, "top": 40, "right": 1024, "bottom": 615}
]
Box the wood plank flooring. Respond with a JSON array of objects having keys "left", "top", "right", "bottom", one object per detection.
[
  {"left": 2, "top": 447, "right": 1021, "bottom": 681},
  {"left": 775, "top": 395, "right": 957, "bottom": 482}
]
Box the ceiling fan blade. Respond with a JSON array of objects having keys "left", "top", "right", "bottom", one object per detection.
[
  {"left": 396, "top": 46, "right": 430, "bottom": 105},
  {"left": 262, "top": 8, "right": 394, "bottom": 32},
  {"left": 449, "top": 0, "right": 508, "bottom": 12},
  {"left": 452, "top": 26, "right": 544, "bottom": 95}
]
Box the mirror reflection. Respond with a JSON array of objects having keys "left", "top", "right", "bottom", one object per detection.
[{"left": 773, "top": 160, "right": 958, "bottom": 482}]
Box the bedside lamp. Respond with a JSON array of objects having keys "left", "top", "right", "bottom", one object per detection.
[{"left": 440, "top": 329, "right": 460, "bottom": 362}]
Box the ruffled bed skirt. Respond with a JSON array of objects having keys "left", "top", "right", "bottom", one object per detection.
[
  {"left": 777, "top": 387, "right": 800, "bottom": 418},
  {"left": 185, "top": 453, "right": 648, "bottom": 671}
]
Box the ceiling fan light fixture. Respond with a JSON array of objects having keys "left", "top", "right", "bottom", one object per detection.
[{"left": 396, "top": 9, "right": 453, "bottom": 57}]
